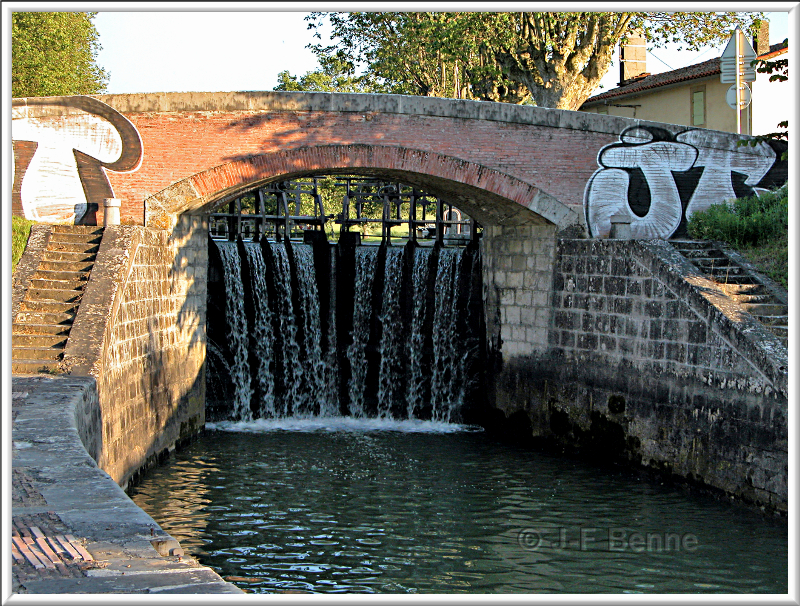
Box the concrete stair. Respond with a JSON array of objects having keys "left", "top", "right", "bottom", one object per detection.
[
  {"left": 672, "top": 240, "right": 788, "bottom": 348},
  {"left": 12, "top": 226, "right": 103, "bottom": 374}
]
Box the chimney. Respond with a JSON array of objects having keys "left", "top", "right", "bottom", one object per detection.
[
  {"left": 752, "top": 19, "right": 770, "bottom": 56},
  {"left": 619, "top": 31, "right": 647, "bottom": 85}
]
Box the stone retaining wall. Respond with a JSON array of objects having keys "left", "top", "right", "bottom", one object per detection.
[
  {"left": 484, "top": 238, "right": 788, "bottom": 513},
  {"left": 63, "top": 217, "right": 208, "bottom": 489}
]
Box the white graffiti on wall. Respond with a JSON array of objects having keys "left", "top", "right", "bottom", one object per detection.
[
  {"left": 584, "top": 126, "right": 777, "bottom": 239},
  {"left": 12, "top": 97, "right": 142, "bottom": 224}
]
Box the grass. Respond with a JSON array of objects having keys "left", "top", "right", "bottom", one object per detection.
[
  {"left": 11, "top": 216, "right": 35, "bottom": 275},
  {"left": 687, "top": 185, "right": 788, "bottom": 290}
]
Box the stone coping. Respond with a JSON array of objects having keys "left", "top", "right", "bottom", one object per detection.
[{"left": 10, "top": 374, "right": 243, "bottom": 595}]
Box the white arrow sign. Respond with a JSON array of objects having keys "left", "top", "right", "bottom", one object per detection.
[{"left": 720, "top": 28, "right": 757, "bottom": 83}]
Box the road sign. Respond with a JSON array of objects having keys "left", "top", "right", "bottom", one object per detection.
[
  {"left": 726, "top": 83, "right": 751, "bottom": 109},
  {"left": 720, "top": 28, "right": 757, "bottom": 83}
]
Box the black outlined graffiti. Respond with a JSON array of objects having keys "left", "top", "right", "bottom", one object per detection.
[
  {"left": 585, "top": 126, "right": 778, "bottom": 239},
  {"left": 12, "top": 96, "right": 143, "bottom": 224}
]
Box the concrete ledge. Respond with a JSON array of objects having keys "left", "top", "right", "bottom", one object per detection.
[{"left": 11, "top": 375, "right": 243, "bottom": 595}]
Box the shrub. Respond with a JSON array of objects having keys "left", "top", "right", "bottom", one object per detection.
[
  {"left": 12, "top": 216, "right": 35, "bottom": 274},
  {"left": 687, "top": 185, "right": 788, "bottom": 247}
]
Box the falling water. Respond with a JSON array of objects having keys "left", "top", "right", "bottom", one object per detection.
[
  {"left": 323, "top": 253, "right": 339, "bottom": 417},
  {"left": 242, "top": 243, "right": 276, "bottom": 418},
  {"left": 268, "top": 242, "right": 302, "bottom": 417},
  {"left": 215, "top": 242, "right": 253, "bottom": 422},
  {"left": 347, "top": 247, "right": 379, "bottom": 417},
  {"left": 292, "top": 244, "right": 327, "bottom": 416},
  {"left": 209, "top": 239, "right": 478, "bottom": 424},
  {"left": 431, "top": 247, "right": 463, "bottom": 423},
  {"left": 406, "top": 247, "right": 432, "bottom": 419},
  {"left": 377, "top": 247, "right": 405, "bottom": 418}
]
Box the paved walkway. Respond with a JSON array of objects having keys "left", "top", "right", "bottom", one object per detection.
[{"left": 10, "top": 375, "right": 243, "bottom": 595}]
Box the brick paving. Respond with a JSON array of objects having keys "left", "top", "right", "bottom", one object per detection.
[{"left": 10, "top": 375, "right": 243, "bottom": 595}]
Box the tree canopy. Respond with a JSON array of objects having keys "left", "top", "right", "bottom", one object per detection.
[
  {"left": 12, "top": 11, "right": 108, "bottom": 98},
  {"left": 300, "top": 11, "right": 765, "bottom": 110}
]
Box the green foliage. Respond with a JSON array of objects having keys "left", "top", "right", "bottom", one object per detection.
[
  {"left": 275, "top": 54, "right": 386, "bottom": 93},
  {"left": 12, "top": 216, "right": 35, "bottom": 274},
  {"left": 739, "top": 46, "right": 789, "bottom": 157},
  {"left": 12, "top": 11, "right": 108, "bottom": 97},
  {"left": 687, "top": 186, "right": 788, "bottom": 248},
  {"left": 305, "top": 11, "right": 764, "bottom": 110}
]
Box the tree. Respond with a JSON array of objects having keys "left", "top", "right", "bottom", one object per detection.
[
  {"left": 306, "top": 11, "right": 765, "bottom": 110},
  {"left": 12, "top": 11, "right": 108, "bottom": 98},
  {"left": 274, "top": 53, "right": 385, "bottom": 93}
]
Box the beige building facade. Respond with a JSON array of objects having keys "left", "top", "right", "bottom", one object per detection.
[{"left": 581, "top": 39, "right": 788, "bottom": 137}]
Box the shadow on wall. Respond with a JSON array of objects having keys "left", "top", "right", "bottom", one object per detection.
[{"left": 63, "top": 216, "right": 207, "bottom": 489}]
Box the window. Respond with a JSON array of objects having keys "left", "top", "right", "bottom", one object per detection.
[{"left": 691, "top": 87, "right": 706, "bottom": 126}]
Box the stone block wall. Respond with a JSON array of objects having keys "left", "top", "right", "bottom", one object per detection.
[
  {"left": 63, "top": 216, "right": 208, "bottom": 489},
  {"left": 481, "top": 223, "right": 558, "bottom": 359},
  {"left": 487, "top": 238, "right": 788, "bottom": 513}
]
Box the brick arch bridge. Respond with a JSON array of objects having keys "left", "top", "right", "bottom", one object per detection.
[{"left": 12, "top": 91, "right": 786, "bottom": 238}]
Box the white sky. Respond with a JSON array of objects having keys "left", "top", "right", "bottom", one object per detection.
[{"left": 89, "top": 8, "right": 791, "bottom": 98}]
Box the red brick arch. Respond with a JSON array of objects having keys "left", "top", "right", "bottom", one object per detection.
[{"left": 144, "top": 144, "right": 579, "bottom": 230}]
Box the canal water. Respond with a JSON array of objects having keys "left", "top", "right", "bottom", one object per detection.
[{"left": 129, "top": 418, "right": 787, "bottom": 594}]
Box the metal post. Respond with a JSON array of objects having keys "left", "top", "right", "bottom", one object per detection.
[{"left": 736, "top": 29, "right": 742, "bottom": 135}]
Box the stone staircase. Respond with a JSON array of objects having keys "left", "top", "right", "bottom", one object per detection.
[
  {"left": 671, "top": 240, "right": 788, "bottom": 348},
  {"left": 12, "top": 226, "right": 103, "bottom": 374}
]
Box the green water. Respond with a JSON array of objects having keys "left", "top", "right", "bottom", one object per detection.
[{"left": 129, "top": 419, "right": 787, "bottom": 594}]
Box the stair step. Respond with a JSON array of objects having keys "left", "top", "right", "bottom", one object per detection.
[
  {"left": 48, "top": 232, "right": 103, "bottom": 245},
  {"left": 47, "top": 241, "right": 101, "bottom": 254},
  {"left": 679, "top": 250, "right": 727, "bottom": 260},
  {"left": 708, "top": 275, "right": 760, "bottom": 285},
  {"left": 51, "top": 225, "right": 104, "bottom": 235},
  {"left": 766, "top": 325, "right": 788, "bottom": 338},
  {"left": 12, "top": 345, "right": 64, "bottom": 361},
  {"left": 720, "top": 282, "right": 768, "bottom": 296},
  {"left": 19, "top": 300, "right": 80, "bottom": 314},
  {"left": 14, "top": 310, "right": 76, "bottom": 325},
  {"left": 31, "top": 268, "right": 91, "bottom": 282},
  {"left": 12, "top": 322, "right": 72, "bottom": 336},
  {"left": 37, "top": 260, "right": 96, "bottom": 273},
  {"left": 29, "top": 277, "right": 89, "bottom": 291},
  {"left": 11, "top": 360, "right": 62, "bottom": 374},
  {"left": 752, "top": 315, "right": 788, "bottom": 327},
  {"left": 742, "top": 303, "right": 788, "bottom": 316},
  {"left": 671, "top": 240, "right": 715, "bottom": 250},
  {"left": 12, "top": 334, "right": 68, "bottom": 348},
  {"left": 24, "top": 288, "right": 84, "bottom": 303},
  {"left": 41, "top": 250, "right": 97, "bottom": 263},
  {"left": 727, "top": 293, "right": 773, "bottom": 304}
]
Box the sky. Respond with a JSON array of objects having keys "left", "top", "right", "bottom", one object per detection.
[{"left": 89, "top": 9, "right": 791, "bottom": 98}]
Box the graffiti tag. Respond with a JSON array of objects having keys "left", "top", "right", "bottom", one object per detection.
[{"left": 585, "top": 126, "right": 777, "bottom": 239}]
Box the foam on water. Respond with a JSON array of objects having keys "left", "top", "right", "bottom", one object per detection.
[{"left": 206, "top": 417, "right": 483, "bottom": 434}]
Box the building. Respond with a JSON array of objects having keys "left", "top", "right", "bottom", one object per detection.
[{"left": 580, "top": 27, "right": 789, "bottom": 137}]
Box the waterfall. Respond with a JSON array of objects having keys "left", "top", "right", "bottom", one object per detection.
[
  {"left": 430, "top": 248, "right": 463, "bottom": 423},
  {"left": 215, "top": 242, "right": 253, "bottom": 422},
  {"left": 406, "top": 247, "right": 432, "bottom": 419},
  {"left": 346, "top": 247, "right": 379, "bottom": 418},
  {"left": 291, "top": 244, "right": 327, "bottom": 417},
  {"left": 242, "top": 243, "right": 276, "bottom": 418},
  {"left": 208, "top": 239, "right": 481, "bottom": 424},
  {"left": 377, "top": 247, "right": 405, "bottom": 418},
  {"left": 268, "top": 242, "right": 302, "bottom": 417}
]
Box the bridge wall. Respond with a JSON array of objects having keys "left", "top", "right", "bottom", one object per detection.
[
  {"left": 12, "top": 93, "right": 786, "bottom": 240},
  {"left": 61, "top": 218, "right": 207, "bottom": 488},
  {"left": 483, "top": 237, "right": 788, "bottom": 512}
]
